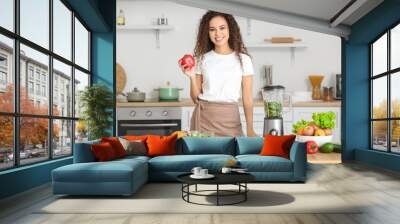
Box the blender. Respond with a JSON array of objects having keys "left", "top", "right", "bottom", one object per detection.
[{"left": 262, "top": 86, "right": 291, "bottom": 136}]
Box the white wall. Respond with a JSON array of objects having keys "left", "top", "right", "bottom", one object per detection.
[{"left": 117, "top": 0, "right": 341, "bottom": 100}]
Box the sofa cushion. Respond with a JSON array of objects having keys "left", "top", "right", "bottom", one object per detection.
[
  {"left": 235, "top": 137, "right": 263, "bottom": 155},
  {"left": 119, "top": 137, "right": 147, "bottom": 156},
  {"left": 148, "top": 154, "right": 235, "bottom": 172},
  {"left": 101, "top": 137, "right": 127, "bottom": 158},
  {"left": 178, "top": 137, "right": 236, "bottom": 155},
  {"left": 260, "top": 135, "right": 296, "bottom": 159},
  {"left": 53, "top": 158, "right": 147, "bottom": 183},
  {"left": 236, "top": 155, "right": 293, "bottom": 172},
  {"left": 91, "top": 142, "right": 118, "bottom": 161},
  {"left": 74, "top": 140, "right": 100, "bottom": 163},
  {"left": 147, "top": 134, "right": 178, "bottom": 157},
  {"left": 115, "top": 155, "right": 150, "bottom": 163}
]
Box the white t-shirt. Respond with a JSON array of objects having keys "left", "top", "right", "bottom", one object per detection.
[{"left": 195, "top": 50, "right": 254, "bottom": 103}]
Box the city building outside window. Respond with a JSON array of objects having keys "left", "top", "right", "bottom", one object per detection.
[{"left": 28, "top": 81, "right": 34, "bottom": 94}]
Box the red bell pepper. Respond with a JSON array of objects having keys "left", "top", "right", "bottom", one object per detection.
[
  {"left": 306, "top": 141, "right": 318, "bottom": 154},
  {"left": 179, "top": 54, "right": 195, "bottom": 70}
]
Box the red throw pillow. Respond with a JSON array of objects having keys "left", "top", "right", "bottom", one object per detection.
[
  {"left": 260, "top": 134, "right": 296, "bottom": 159},
  {"left": 101, "top": 137, "right": 127, "bottom": 158},
  {"left": 146, "top": 133, "right": 177, "bottom": 157},
  {"left": 91, "top": 142, "right": 117, "bottom": 161}
]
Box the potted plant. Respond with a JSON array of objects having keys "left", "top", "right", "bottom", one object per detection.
[{"left": 79, "top": 84, "right": 114, "bottom": 140}]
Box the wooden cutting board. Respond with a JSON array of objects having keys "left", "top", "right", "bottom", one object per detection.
[
  {"left": 116, "top": 63, "right": 127, "bottom": 94},
  {"left": 264, "top": 37, "right": 301, "bottom": 43}
]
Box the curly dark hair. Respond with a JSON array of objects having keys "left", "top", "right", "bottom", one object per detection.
[{"left": 194, "top": 11, "right": 250, "bottom": 66}]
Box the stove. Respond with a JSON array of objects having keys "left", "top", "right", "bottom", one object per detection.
[{"left": 117, "top": 107, "right": 181, "bottom": 136}]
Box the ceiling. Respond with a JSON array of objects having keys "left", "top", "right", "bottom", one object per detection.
[
  {"left": 223, "top": 0, "right": 353, "bottom": 23},
  {"left": 171, "top": 0, "right": 384, "bottom": 37}
]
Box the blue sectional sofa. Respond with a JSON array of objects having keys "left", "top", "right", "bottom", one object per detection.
[{"left": 52, "top": 137, "right": 306, "bottom": 196}]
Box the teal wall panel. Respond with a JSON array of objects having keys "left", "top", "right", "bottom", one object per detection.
[
  {"left": 0, "top": 158, "right": 72, "bottom": 199},
  {"left": 355, "top": 149, "right": 400, "bottom": 172},
  {"left": 343, "top": 0, "right": 400, "bottom": 171}
]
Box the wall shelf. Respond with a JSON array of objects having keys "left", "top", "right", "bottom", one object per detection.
[
  {"left": 246, "top": 42, "right": 307, "bottom": 64},
  {"left": 117, "top": 25, "right": 174, "bottom": 49},
  {"left": 117, "top": 25, "right": 174, "bottom": 31},
  {"left": 246, "top": 42, "right": 306, "bottom": 48}
]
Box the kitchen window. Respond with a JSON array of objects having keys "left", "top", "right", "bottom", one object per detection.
[
  {"left": 0, "top": 0, "right": 92, "bottom": 171},
  {"left": 370, "top": 22, "right": 400, "bottom": 154}
]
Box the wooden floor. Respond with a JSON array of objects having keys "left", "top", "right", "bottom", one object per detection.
[{"left": 1, "top": 162, "right": 400, "bottom": 224}]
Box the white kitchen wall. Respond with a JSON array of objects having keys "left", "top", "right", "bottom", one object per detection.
[{"left": 117, "top": 0, "right": 341, "bottom": 100}]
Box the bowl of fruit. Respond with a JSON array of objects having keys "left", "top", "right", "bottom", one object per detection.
[{"left": 292, "top": 112, "right": 336, "bottom": 146}]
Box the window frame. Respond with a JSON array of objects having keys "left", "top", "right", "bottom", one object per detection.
[
  {"left": 0, "top": 0, "right": 92, "bottom": 171},
  {"left": 370, "top": 20, "right": 400, "bottom": 154}
]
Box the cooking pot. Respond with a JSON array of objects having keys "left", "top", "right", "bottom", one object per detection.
[
  {"left": 154, "top": 81, "right": 183, "bottom": 101},
  {"left": 127, "top": 87, "right": 146, "bottom": 102}
]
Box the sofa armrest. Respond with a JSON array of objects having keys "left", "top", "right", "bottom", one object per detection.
[
  {"left": 73, "top": 140, "right": 100, "bottom": 163},
  {"left": 289, "top": 141, "right": 307, "bottom": 181}
]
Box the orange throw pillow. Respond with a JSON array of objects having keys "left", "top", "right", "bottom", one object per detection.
[
  {"left": 146, "top": 134, "right": 177, "bottom": 157},
  {"left": 101, "top": 137, "right": 127, "bottom": 158},
  {"left": 260, "top": 134, "right": 296, "bottom": 159},
  {"left": 91, "top": 142, "right": 117, "bottom": 161}
]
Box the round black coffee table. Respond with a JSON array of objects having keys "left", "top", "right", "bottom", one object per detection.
[{"left": 177, "top": 173, "right": 255, "bottom": 206}]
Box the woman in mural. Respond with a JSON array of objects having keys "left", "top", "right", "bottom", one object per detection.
[{"left": 179, "top": 11, "right": 255, "bottom": 137}]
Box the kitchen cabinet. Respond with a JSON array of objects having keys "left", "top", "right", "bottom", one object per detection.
[
  {"left": 181, "top": 107, "right": 195, "bottom": 131},
  {"left": 239, "top": 107, "right": 293, "bottom": 136},
  {"left": 179, "top": 104, "right": 341, "bottom": 143}
]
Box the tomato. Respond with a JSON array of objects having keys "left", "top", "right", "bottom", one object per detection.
[
  {"left": 306, "top": 141, "right": 318, "bottom": 154},
  {"left": 179, "top": 54, "right": 195, "bottom": 69}
]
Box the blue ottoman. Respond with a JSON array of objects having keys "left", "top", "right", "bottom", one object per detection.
[{"left": 52, "top": 157, "right": 148, "bottom": 196}]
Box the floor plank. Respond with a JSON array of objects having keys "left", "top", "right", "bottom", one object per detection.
[{"left": 1, "top": 162, "right": 400, "bottom": 224}]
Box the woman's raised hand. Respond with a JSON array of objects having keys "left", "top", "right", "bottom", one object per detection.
[
  {"left": 178, "top": 61, "right": 195, "bottom": 78},
  {"left": 178, "top": 54, "right": 196, "bottom": 78}
]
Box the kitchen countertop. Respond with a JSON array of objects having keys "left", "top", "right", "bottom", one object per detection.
[{"left": 117, "top": 99, "right": 341, "bottom": 107}]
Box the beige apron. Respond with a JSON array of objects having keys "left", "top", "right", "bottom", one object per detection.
[{"left": 190, "top": 99, "right": 244, "bottom": 137}]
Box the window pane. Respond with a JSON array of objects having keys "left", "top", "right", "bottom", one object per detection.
[
  {"left": 372, "top": 121, "right": 388, "bottom": 151},
  {"left": 20, "top": 44, "right": 49, "bottom": 115},
  {"left": 372, "top": 77, "right": 387, "bottom": 119},
  {"left": 20, "top": 117, "right": 49, "bottom": 165},
  {"left": 391, "top": 120, "right": 400, "bottom": 153},
  {"left": 0, "top": 0, "right": 14, "bottom": 31},
  {"left": 372, "top": 33, "right": 387, "bottom": 76},
  {"left": 53, "top": 59, "right": 72, "bottom": 117},
  {"left": 0, "top": 116, "right": 13, "bottom": 170},
  {"left": 75, "top": 120, "right": 88, "bottom": 143},
  {"left": 75, "top": 18, "right": 89, "bottom": 70},
  {"left": 74, "top": 69, "right": 89, "bottom": 118},
  {"left": 53, "top": 0, "right": 72, "bottom": 60},
  {"left": 53, "top": 119, "right": 72, "bottom": 158},
  {"left": 20, "top": 0, "right": 49, "bottom": 49},
  {"left": 391, "top": 72, "right": 400, "bottom": 118},
  {"left": 392, "top": 24, "right": 400, "bottom": 70},
  {"left": 0, "top": 35, "right": 14, "bottom": 112}
]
